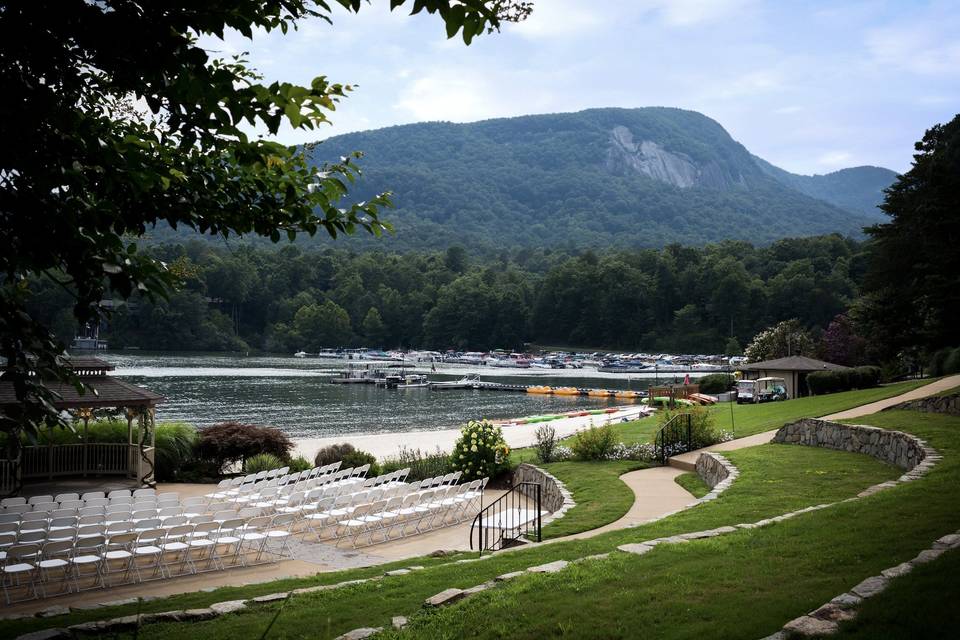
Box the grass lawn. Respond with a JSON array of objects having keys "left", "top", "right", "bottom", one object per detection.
[
  {"left": 2, "top": 434, "right": 903, "bottom": 640},
  {"left": 824, "top": 546, "right": 960, "bottom": 639},
  {"left": 674, "top": 471, "right": 710, "bottom": 498},
  {"left": 380, "top": 411, "right": 960, "bottom": 639},
  {"left": 535, "top": 461, "right": 650, "bottom": 539}
]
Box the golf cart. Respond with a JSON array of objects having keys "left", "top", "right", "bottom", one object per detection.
[{"left": 735, "top": 377, "right": 788, "bottom": 404}]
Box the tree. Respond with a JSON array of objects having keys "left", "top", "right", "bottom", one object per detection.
[
  {"left": 0, "top": 0, "right": 531, "bottom": 441},
  {"left": 819, "top": 314, "right": 866, "bottom": 366},
  {"left": 724, "top": 337, "right": 742, "bottom": 357},
  {"left": 744, "top": 319, "right": 814, "bottom": 363},
  {"left": 293, "top": 301, "right": 353, "bottom": 350},
  {"left": 858, "top": 114, "right": 960, "bottom": 361},
  {"left": 361, "top": 307, "right": 387, "bottom": 346}
]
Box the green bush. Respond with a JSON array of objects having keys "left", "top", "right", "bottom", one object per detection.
[
  {"left": 535, "top": 424, "right": 559, "bottom": 463},
  {"left": 287, "top": 455, "right": 313, "bottom": 473},
  {"left": 381, "top": 447, "right": 451, "bottom": 481},
  {"left": 571, "top": 423, "right": 618, "bottom": 461},
  {"left": 657, "top": 405, "right": 724, "bottom": 449},
  {"left": 451, "top": 419, "right": 510, "bottom": 480},
  {"left": 696, "top": 373, "right": 735, "bottom": 394},
  {"left": 340, "top": 448, "right": 380, "bottom": 477},
  {"left": 245, "top": 453, "right": 284, "bottom": 474},
  {"left": 153, "top": 422, "right": 198, "bottom": 482},
  {"left": 809, "top": 366, "right": 882, "bottom": 395},
  {"left": 944, "top": 347, "right": 960, "bottom": 375}
]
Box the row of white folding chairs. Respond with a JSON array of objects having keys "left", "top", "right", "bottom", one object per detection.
[
  {"left": 1, "top": 493, "right": 180, "bottom": 516},
  {"left": 206, "top": 463, "right": 344, "bottom": 501},
  {"left": 0, "top": 495, "right": 199, "bottom": 525},
  {"left": 0, "top": 514, "right": 296, "bottom": 603},
  {"left": 221, "top": 465, "right": 369, "bottom": 504},
  {"left": 205, "top": 461, "right": 341, "bottom": 498},
  {"left": 1, "top": 488, "right": 157, "bottom": 511},
  {"left": 418, "top": 471, "right": 463, "bottom": 489},
  {"left": 301, "top": 479, "right": 487, "bottom": 548},
  {"left": 247, "top": 467, "right": 409, "bottom": 510}
]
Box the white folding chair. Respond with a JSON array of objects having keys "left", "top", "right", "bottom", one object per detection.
[
  {"left": 2, "top": 542, "right": 40, "bottom": 603},
  {"left": 70, "top": 535, "right": 105, "bottom": 592},
  {"left": 133, "top": 528, "right": 166, "bottom": 581},
  {"left": 37, "top": 540, "right": 73, "bottom": 597},
  {"left": 102, "top": 532, "right": 137, "bottom": 586},
  {"left": 160, "top": 524, "right": 194, "bottom": 576}
]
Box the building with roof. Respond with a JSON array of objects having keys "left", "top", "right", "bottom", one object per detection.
[
  {"left": 738, "top": 355, "right": 849, "bottom": 399},
  {"left": 0, "top": 357, "right": 164, "bottom": 494}
]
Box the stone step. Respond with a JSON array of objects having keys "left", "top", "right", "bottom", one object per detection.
[{"left": 667, "top": 457, "right": 697, "bottom": 472}]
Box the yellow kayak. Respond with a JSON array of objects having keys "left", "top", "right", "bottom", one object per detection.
[
  {"left": 588, "top": 389, "right": 613, "bottom": 397},
  {"left": 614, "top": 390, "right": 642, "bottom": 399},
  {"left": 526, "top": 385, "right": 553, "bottom": 394}
]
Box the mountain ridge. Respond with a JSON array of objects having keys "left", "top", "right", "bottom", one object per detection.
[{"left": 302, "top": 107, "right": 893, "bottom": 251}]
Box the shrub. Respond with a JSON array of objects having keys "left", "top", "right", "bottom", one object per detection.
[
  {"left": 287, "top": 455, "right": 313, "bottom": 473},
  {"left": 153, "top": 422, "right": 198, "bottom": 482},
  {"left": 340, "top": 448, "right": 381, "bottom": 477},
  {"left": 808, "top": 366, "right": 882, "bottom": 395},
  {"left": 570, "top": 423, "right": 618, "bottom": 461},
  {"left": 314, "top": 443, "right": 358, "bottom": 467},
  {"left": 451, "top": 419, "right": 510, "bottom": 480},
  {"left": 381, "top": 447, "right": 452, "bottom": 481},
  {"left": 196, "top": 422, "right": 293, "bottom": 474},
  {"left": 944, "top": 347, "right": 960, "bottom": 375},
  {"left": 657, "top": 406, "right": 724, "bottom": 450},
  {"left": 534, "top": 424, "right": 558, "bottom": 463},
  {"left": 245, "top": 453, "right": 284, "bottom": 474},
  {"left": 697, "top": 373, "right": 735, "bottom": 394}
]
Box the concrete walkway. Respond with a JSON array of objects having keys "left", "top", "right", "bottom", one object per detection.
[{"left": 668, "top": 374, "right": 960, "bottom": 471}]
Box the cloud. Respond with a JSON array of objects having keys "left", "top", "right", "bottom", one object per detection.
[
  {"left": 817, "top": 151, "right": 854, "bottom": 167},
  {"left": 510, "top": 0, "right": 606, "bottom": 39},
  {"left": 393, "top": 72, "right": 503, "bottom": 122},
  {"left": 635, "top": 0, "right": 756, "bottom": 27},
  {"left": 773, "top": 105, "right": 803, "bottom": 115},
  {"left": 865, "top": 13, "right": 960, "bottom": 76}
]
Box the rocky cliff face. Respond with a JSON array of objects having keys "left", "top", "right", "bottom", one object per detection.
[{"left": 606, "top": 125, "right": 746, "bottom": 190}]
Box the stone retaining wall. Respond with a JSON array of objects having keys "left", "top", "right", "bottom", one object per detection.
[
  {"left": 695, "top": 452, "right": 731, "bottom": 489},
  {"left": 772, "top": 418, "right": 928, "bottom": 470},
  {"left": 512, "top": 463, "right": 575, "bottom": 524},
  {"left": 883, "top": 394, "right": 960, "bottom": 416}
]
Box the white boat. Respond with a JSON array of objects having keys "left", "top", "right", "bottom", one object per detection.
[
  {"left": 294, "top": 351, "right": 308, "bottom": 358},
  {"left": 397, "top": 374, "right": 430, "bottom": 389},
  {"left": 691, "top": 362, "right": 722, "bottom": 371},
  {"left": 429, "top": 374, "right": 481, "bottom": 390}
]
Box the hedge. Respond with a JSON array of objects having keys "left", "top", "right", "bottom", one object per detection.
[
  {"left": 808, "top": 366, "right": 882, "bottom": 395},
  {"left": 696, "top": 373, "right": 735, "bottom": 394}
]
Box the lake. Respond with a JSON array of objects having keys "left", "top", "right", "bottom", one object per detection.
[{"left": 102, "top": 352, "right": 705, "bottom": 438}]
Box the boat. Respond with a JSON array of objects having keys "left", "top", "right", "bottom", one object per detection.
[
  {"left": 552, "top": 387, "right": 581, "bottom": 396},
  {"left": 587, "top": 389, "right": 613, "bottom": 397},
  {"left": 294, "top": 350, "right": 308, "bottom": 358},
  {"left": 526, "top": 385, "right": 553, "bottom": 394},
  {"left": 330, "top": 364, "right": 377, "bottom": 384},
  {"left": 397, "top": 374, "right": 430, "bottom": 389},
  {"left": 690, "top": 362, "right": 722, "bottom": 371},
  {"left": 614, "top": 390, "right": 644, "bottom": 400},
  {"left": 598, "top": 363, "right": 649, "bottom": 373},
  {"left": 429, "top": 374, "right": 481, "bottom": 390}
]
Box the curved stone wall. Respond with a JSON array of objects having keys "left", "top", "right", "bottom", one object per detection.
[
  {"left": 693, "top": 452, "right": 738, "bottom": 503},
  {"left": 512, "top": 463, "right": 575, "bottom": 524},
  {"left": 884, "top": 394, "right": 960, "bottom": 416},
  {"left": 772, "top": 418, "right": 931, "bottom": 472}
]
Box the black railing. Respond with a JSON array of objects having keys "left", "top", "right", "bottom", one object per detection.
[
  {"left": 654, "top": 413, "right": 693, "bottom": 463},
  {"left": 470, "top": 481, "right": 541, "bottom": 556}
]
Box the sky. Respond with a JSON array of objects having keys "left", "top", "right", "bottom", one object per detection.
[{"left": 203, "top": 0, "right": 960, "bottom": 175}]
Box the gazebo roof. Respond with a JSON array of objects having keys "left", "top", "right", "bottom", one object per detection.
[
  {"left": 739, "top": 355, "right": 849, "bottom": 372},
  {"left": 0, "top": 357, "right": 163, "bottom": 411}
]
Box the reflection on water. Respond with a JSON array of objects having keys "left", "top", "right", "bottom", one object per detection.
[{"left": 99, "top": 352, "right": 699, "bottom": 438}]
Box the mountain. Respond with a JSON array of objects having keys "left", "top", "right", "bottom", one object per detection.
[
  {"left": 752, "top": 156, "right": 897, "bottom": 219},
  {"left": 304, "top": 107, "right": 894, "bottom": 251}
]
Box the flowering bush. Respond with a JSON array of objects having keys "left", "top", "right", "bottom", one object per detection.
[
  {"left": 605, "top": 442, "right": 658, "bottom": 462},
  {"left": 570, "top": 423, "right": 618, "bottom": 460},
  {"left": 552, "top": 445, "right": 574, "bottom": 461},
  {"left": 451, "top": 419, "right": 510, "bottom": 480}
]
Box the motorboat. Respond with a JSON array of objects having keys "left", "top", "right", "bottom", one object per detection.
[
  {"left": 397, "top": 374, "right": 430, "bottom": 389},
  {"left": 294, "top": 350, "right": 308, "bottom": 358}
]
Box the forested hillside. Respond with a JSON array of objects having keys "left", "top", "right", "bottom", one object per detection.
[
  {"left": 300, "top": 107, "right": 885, "bottom": 251},
  {"left": 30, "top": 235, "right": 865, "bottom": 354}
]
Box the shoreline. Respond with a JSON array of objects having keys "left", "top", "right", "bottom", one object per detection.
[{"left": 292, "top": 405, "right": 654, "bottom": 461}]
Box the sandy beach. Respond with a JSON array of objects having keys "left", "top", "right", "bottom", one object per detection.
[{"left": 293, "top": 405, "right": 654, "bottom": 460}]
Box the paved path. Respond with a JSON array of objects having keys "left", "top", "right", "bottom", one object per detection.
[{"left": 667, "top": 375, "right": 960, "bottom": 470}]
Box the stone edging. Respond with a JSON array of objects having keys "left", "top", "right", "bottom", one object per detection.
[
  {"left": 883, "top": 393, "right": 960, "bottom": 416},
  {"left": 694, "top": 452, "right": 738, "bottom": 503},
  {"left": 512, "top": 463, "right": 576, "bottom": 526}
]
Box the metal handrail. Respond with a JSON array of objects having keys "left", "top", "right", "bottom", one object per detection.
[
  {"left": 654, "top": 413, "right": 693, "bottom": 463},
  {"left": 470, "top": 481, "right": 542, "bottom": 556}
]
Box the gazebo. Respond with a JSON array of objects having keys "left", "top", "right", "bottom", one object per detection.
[
  {"left": 0, "top": 357, "right": 164, "bottom": 493},
  {"left": 738, "top": 355, "right": 849, "bottom": 399}
]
